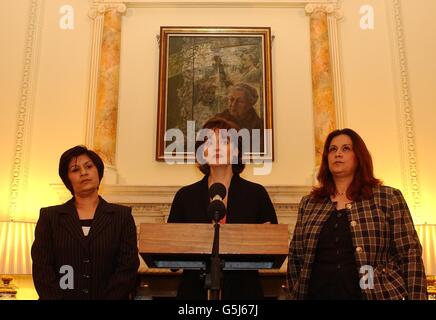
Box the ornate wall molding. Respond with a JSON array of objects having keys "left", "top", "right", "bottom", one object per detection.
[
  {"left": 50, "top": 183, "right": 310, "bottom": 204},
  {"left": 386, "top": 0, "right": 422, "bottom": 221},
  {"left": 8, "top": 0, "right": 43, "bottom": 222}
]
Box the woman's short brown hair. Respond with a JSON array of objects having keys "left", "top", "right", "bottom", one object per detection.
[{"left": 195, "top": 117, "right": 246, "bottom": 175}]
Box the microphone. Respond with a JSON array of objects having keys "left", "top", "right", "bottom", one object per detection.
[{"left": 208, "top": 183, "right": 227, "bottom": 222}]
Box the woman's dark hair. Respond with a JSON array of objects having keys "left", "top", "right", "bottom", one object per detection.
[
  {"left": 195, "top": 117, "right": 245, "bottom": 175},
  {"left": 311, "top": 128, "right": 382, "bottom": 201},
  {"left": 59, "top": 145, "right": 104, "bottom": 195}
]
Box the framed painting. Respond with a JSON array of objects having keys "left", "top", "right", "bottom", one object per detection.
[{"left": 156, "top": 27, "right": 273, "bottom": 162}]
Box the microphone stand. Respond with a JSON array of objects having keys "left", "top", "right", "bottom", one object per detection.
[{"left": 205, "top": 214, "right": 223, "bottom": 300}]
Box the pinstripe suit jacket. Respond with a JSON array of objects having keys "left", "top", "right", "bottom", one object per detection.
[
  {"left": 31, "top": 197, "right": 139, "bottom": 300},
  {"left": 287, "top": 185, "right": 427, "bottom": 300}
]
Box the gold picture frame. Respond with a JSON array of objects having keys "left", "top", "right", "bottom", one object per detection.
[{"left": 156, "top": 26, "right": 273, "bottom": 162}]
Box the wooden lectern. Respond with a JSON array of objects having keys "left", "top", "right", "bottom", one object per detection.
[{"left": 139, "top": 223, "right": 289, "bottom": 271}]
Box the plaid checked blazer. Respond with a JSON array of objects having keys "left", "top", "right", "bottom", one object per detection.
[{"left": 287, "top": 185, "right": 427, "bottom": 300}]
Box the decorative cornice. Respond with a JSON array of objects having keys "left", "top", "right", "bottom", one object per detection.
[{"left": 8, "top": 0, "right": 42, "bottom": 221}]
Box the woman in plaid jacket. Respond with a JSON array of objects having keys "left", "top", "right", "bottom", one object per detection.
[{"left": 287, "top": 128, "right": 427, "bottom": 300}]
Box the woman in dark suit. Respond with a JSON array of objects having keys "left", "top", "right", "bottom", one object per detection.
[
  {"left": 168, "top": 117, "right": 277, "bottom": 300},
  {"left": 31, "top": 146, "right": 139, "bottom": 299},
  {"left": 287, "top": 128, "right": 427, "bottom": 300}
]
